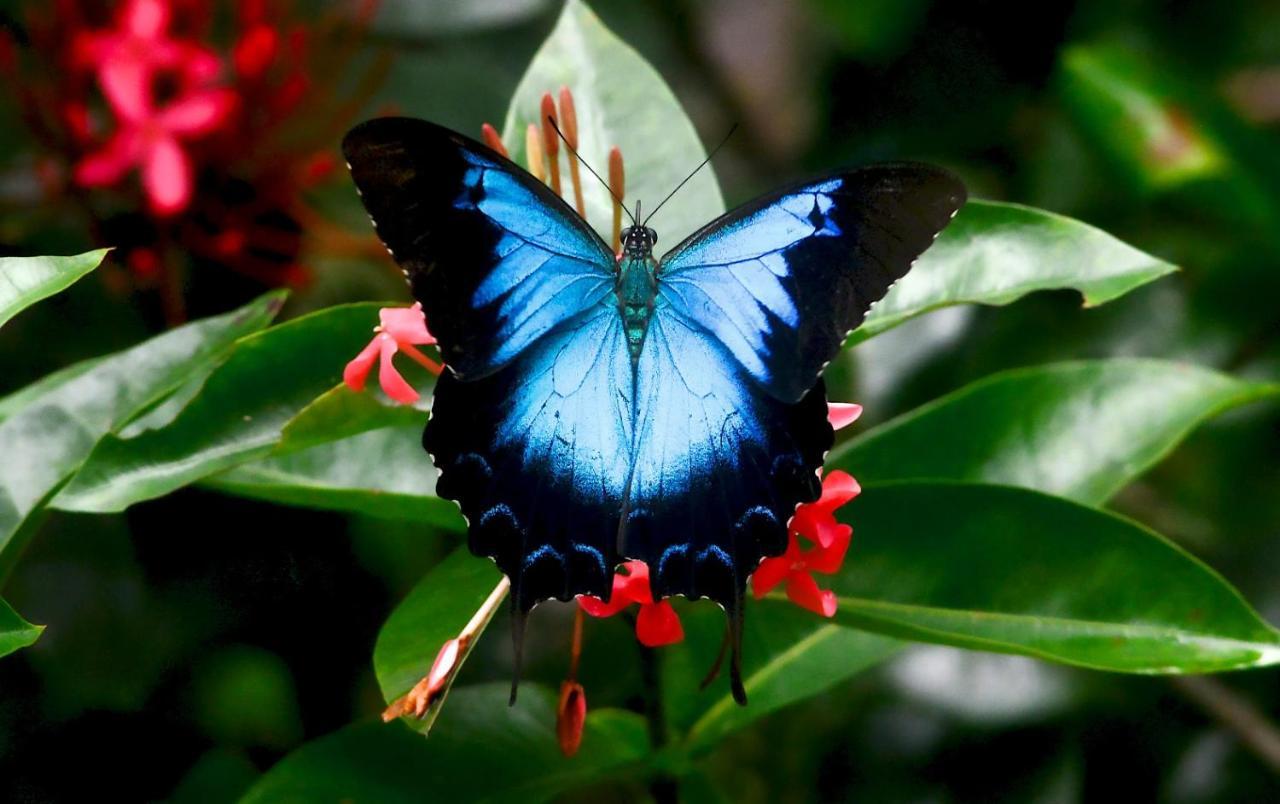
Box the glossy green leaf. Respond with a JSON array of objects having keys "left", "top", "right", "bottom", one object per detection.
[
  {"left": 374, "top": 546, "right": 503, "bottom": 734},
  {"left": 0, "top": 293, "right": 284, "bottom": 571},
  {"left": 0, "top": 356, "right": 103, "bottom": 425},
  {"left": 0, "top": 596, "right": 42, "bottom": 658},
  {"left": 832, "top": 360, "right": 1280, "bottom": 505},
  {"left": 502, "top": 0, "right": 724, "bottom": 246},
  {"left": 204, "top": 424, "right": 462, "bottom": 528},
  {"left": 663, "top": 604, "right": 902, "bottom": 755},
  {"left": 854, "top": 200, "right": 1178, "bottom": 343},
  {"left": 818, "top": 482, "right": 1280, "bottom": 673},
  {"left": 0, "top": 250, "right": 108, "bottom": 329},
  {"left": 241, "top": 685, "right": 649, "bottom": 803},
  {"left": 52, "top": 303, "right": 428, "bottom": 513},
  {"left": 373, "top": 0, "right": 549, "bottom": 36}
]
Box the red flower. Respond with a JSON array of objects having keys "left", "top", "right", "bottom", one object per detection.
[
  {"left": 69, "top": 0, "right": 234, "bottom": 215},
  {"left": 751, "top": 470, "right": 861, "bottom": 617},
  {"left": 75, "top": 87, "right": 235, "bottom": 215},
  {"left": 556, "top": 680, "right": 587, "bottom": 757},
  {"left": 827, "top": 401, "right": 863, "bottom": 431},
  {"left": 72, "top": 0, "right": 220, "bottom": 118},
  {"left": 579, "top": 561, "right": 684, "bottom": 647},
  {"left": 344, "top": 303, "right": 442, "bottom": 404}
]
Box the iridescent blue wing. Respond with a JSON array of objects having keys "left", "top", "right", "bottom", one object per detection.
[
  {"left": 657, "top": 164, "right": 967, "bottom": 402},
  {"left": 342, "top": 117, "right": 616, "bottom": 379},
  {"left": 344, "top": 118, "right": 631, "bottom": 696},
  {"left": 426, "top": 302, "right": 633, "bottom": 609},
  {"left": 626, "top": 301, "right": 832, "bottom": 702},
  {"left": 634, "top": 165, "right": 965, "bottom": 701}
]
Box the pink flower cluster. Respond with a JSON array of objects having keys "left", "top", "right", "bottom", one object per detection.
[{"left": 71, "top": 0, "right": 233, "bottom": 215}]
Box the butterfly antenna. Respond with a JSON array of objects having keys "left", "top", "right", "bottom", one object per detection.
[
  {"left": 641, "top": 123, "right": 738, "bottom": 228},
  {"left": 546, "top": 116, "right": 636, "bottom": 226}
]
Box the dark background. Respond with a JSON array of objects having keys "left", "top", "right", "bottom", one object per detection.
[{"left": 2, "top": 0, "right": 1279, "bottom": 800}]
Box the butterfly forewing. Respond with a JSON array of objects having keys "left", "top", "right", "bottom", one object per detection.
[
  {"left": 657, "top": 165, "right": 967, "bottom": 403},
  {"left": 342, "top": 117, "right": 615, "bottom": 380},
  {"left": 343, "top": 117, "right": 632, "bottom": 611}
]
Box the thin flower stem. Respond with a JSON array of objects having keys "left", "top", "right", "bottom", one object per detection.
[
  {"left": 569, "top": 606, "right": 585, "bottom": 680},
  {"left": 465, "top": 577, "right": 512, "bottom": 641},
  {"left": 382, "top": 576, "right": 510, "bottom": 721},
  {"left": 635, "top": 626, "right": 678, "bottom": 803},
  {"left": 1172, "top": 676, "right": 1280, "bottom": 773},
  {"left": 399, "top": 342, "right": 443, "bottom": 375}
]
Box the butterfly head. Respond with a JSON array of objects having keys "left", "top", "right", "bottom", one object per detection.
[{"left": 620, "top": 225, "right": 658, "bottom": 258}]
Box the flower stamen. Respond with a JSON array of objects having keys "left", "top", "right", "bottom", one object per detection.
[
  {"left": 558, "top": 86, "right": 587, "bottom": 218},
  {"left": 609, "top": 146, "right": 625, "bottom": 254},
  {"left": 525, "top": 123, "right": 545, "bottom": 182},
  {"left": 540, "top": 92, "right": 562, "bottom": 197}
]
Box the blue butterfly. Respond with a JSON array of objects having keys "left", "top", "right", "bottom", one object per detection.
[{"left": 343, "top": 117, "right": 966, "bottom": 704}]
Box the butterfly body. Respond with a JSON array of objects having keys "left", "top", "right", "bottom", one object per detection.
[
  {"left": 342, "top": 116, "right": 966, "bottom": 703},
  {"left": 615, "top": 234, "right": 658, "bottom": 360}
]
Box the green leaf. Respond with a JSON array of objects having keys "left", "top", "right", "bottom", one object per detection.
[
  {"left": 0, "top": 356, "right": 103, "bottom": 425},
  {"left": 663, "top": 604, "right": 902, "bottom": 755},
  {"left": 0, "top": 293, "right": 284, "bottom": 572},
  {"left": 502, "top": 0, "right": 725, "bottom": 246},
  {"left": 374, "top": 546, "right": 503, "bottom": 734},
  {"left": 204, "top": 424, "right": 462, "bottom": 528},
  {"left": 832, "top": 360, "right": 1280, "bottom": 505},
  {"left": 853, "top": 200, "right": 1178, "bottom": 343},
  {"left": 1058, "top": 44, "right": 1280, "bottom": 251},
  {"left": 241, "top": 685, "right": 649, "bottom": 803},
  {"left": 0, "top": 596, "right": 42, "bottom": 658},
  {"left": 0, "top": 250, "right": 108, "bottom": 329},
  {"left": 373, "top": 0, "right": 549, "bottom": 36},
  {"left": 819, "top": 482, "right": 1280, "bottom": 673},
  {"left": 51, "top": 303, "right": 426, "bottom": 513}
]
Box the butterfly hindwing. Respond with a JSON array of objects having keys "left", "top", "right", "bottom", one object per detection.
[
  {"left": 342, "top": 117, "right": 616, "bottom": 380},
  {"left": 626, "top": 302, "right": 831, "bottom": 603},
  {"left": 657, "top": 164, "right": 967, "bottom": 402},
  {"left": 426, "top": 302, "right": 633, "bottom": 610}
]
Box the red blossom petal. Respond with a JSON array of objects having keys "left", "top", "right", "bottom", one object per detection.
[
  {"left": 614, "top": 560, "right": 655, "bottom": 605},
  {"left": 123, "top": 0, "right": 170, "bottom": 39},
  {"left": 180, "top": 45, "right": 223, "bottom": 83},
  {"left": 159, "top": 90, "right": 235, "bottom": 135},
  {"left": 818, "top": 470, "right": 860, "bottom": 510},
  {"left": 99, "top": 60, "right": 152, "bottom": 122},
  {"left": 343, "top": 337, "right": 382, "bottom": 392},
  {"left": 234, "top": 24, "right": 279, "bottom": 78},
  {"left": 750, "top": 554, "right": 792, "bottom": 598},
  {"left": 578, "top": 592, "right": 630, "bottom": 618},
  {"left": 785, "top": 572, "right": 837, "bottom": 617},
  {"left": 827, "top": 402, "right": 863, "bottom": 431},
  {"left": 556, "top": 681, "right": 587, "bottom": 758},
  {"left": 635, "top": 600, "right": 684, "bottom": 646},
  {"left": 74, "top": 129, "right": 139, "bottom": 186},
  {"left": 141, "top": 134, "right": 192, "bottom": 214},
  {"left": 377, "top": 337, "right": 419, "bottom": 404},
  {"left": 809, "top": 517, "right": 847, "bottom": 549},
  {"left": 425, "top": 637, "right": 461, "bottom": 697},
  {"left": 805, "top": 524, "right": 852, "bottom": 574},
  {"left": 379, "top": 302, "right": 436, "bottom": 345}
]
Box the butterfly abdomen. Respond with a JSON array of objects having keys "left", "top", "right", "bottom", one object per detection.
[{"left": 616, "top": 254, "right": 658, "bottom": 360}]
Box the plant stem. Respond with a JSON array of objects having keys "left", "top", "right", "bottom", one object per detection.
[
  {"left": 637, "top": 637, "right": 678, "bottom": 803},
  {"left": 1172, "top": 676, "right": 1280, "bottom": 773}
]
